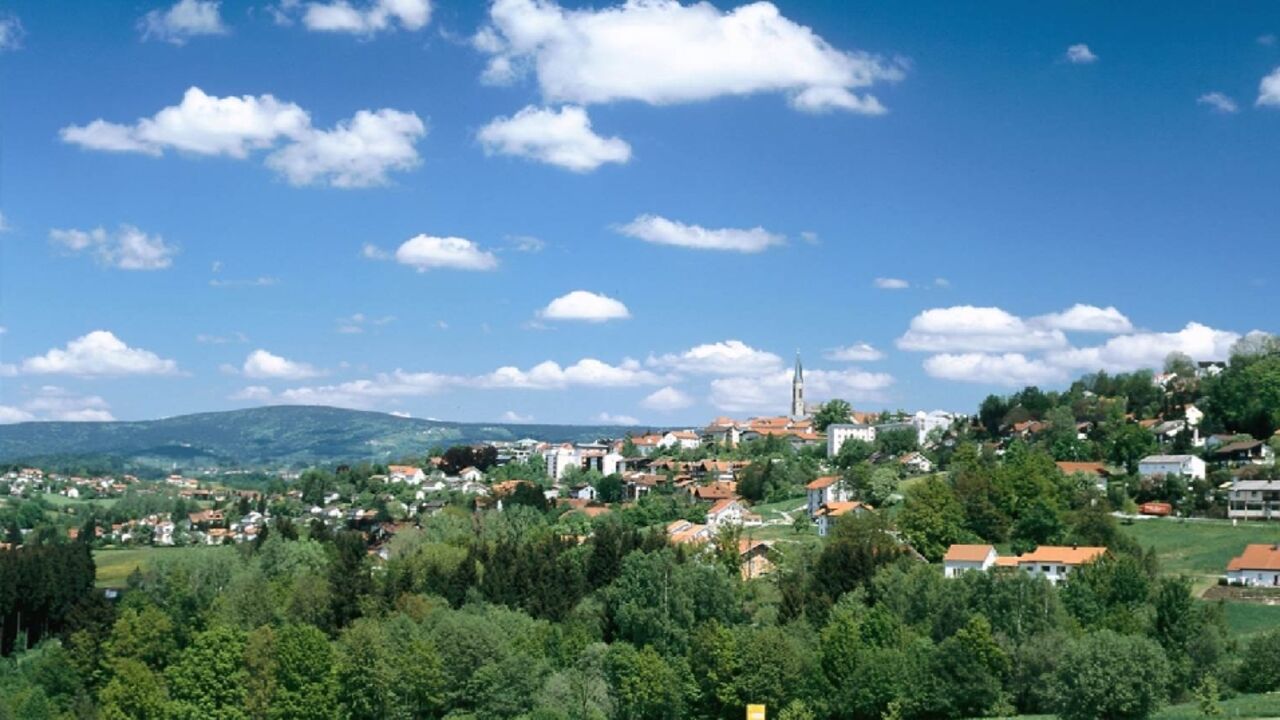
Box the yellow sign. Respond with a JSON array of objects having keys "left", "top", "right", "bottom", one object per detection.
[{"left": 746, "top": 704, "right": 766, "bottom": 720}]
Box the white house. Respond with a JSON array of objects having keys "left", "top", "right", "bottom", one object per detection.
[
  {"left": 1226, "top": 545, "right": 1280, "bottom": 586},
  {"left": 899, "top": 452, "right": 934, "bottom": 474},
  {"left": 815, "top": 502, "right": 871, "bottom": 537},
  {"left": 569, "top": 483, "right": 597, "bottom": 501},
  {"left": 827, "top": 423, "right": 876, "bottom": 457},
  {"left": 388, "top": 465, "right": 426, "bottom": 485},
  {"left": 943, "top": 544, "right": 998, "bottom": 578},
  {"left": 458, "top": 466, "right": 484, "bottom": 483},
  {"left": 912, "top": 410, "right": 959, "bottom": 446},
  {"left": 1138, "top": 454, "right": 1206, "bottom": 481},
  {"left": 805, "top": 475, "right": 850, "bottom": 519},
  {"left": 706, "top": 498, "right": 745, "bottom": 528}
]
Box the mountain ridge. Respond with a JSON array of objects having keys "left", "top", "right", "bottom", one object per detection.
[{"left": 0, "top": 405, "right": 655, "bottom": 469}]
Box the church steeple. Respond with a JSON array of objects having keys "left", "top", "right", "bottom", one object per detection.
[{"left": 791, "top": 352, "right": 805, "bottom": 418}]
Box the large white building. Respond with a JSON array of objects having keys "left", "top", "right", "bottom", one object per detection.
[
  {"left": 1138, "top": 454, "right": 1207, "bottom": 481},
  {"left": 827, "top": 423, "right": 876, "bottom": 457},
  {"left": 942, "top": 544, "right": 1106, "bottom": 584},
  {"left": 805, "top": 475, "right": 850, "bottom": 518}
]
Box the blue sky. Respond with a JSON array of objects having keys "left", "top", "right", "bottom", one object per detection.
[{"left": 0, "top": 0, "right": 1277, "bottom": 426}]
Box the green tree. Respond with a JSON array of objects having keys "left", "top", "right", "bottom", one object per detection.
[
  {"left": 98, "top": 659, "right": 169, "bottom": 720},
  {"left": 813, "top": 399, "right": 853, "bottom": 432},
  {"left": 1054, "top": 630, "right": 1170, "bottom": 720},
  {"left": 897, "top": 477, "right": 972, "bottom": 561},
  {"left": 165, "top": 625, "right": 248, "bottom": 720}
]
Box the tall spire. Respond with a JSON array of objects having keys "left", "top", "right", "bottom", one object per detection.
[{"left": 791, "top": 351, "right": 805, "bottom": 418}]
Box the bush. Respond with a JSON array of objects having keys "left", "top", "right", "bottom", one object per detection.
[{"left": 1054, "top": 630, "right": 1170, "bottom": 720}]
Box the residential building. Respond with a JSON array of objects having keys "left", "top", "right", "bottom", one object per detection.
[
  {"left": 707, "top": 498, "right": 746, "bottom": 528},
  {"left": 943, "top": 544, "right": 998, "bottom": 578},
  {"left": 388, "top": 465, "right": 426, "bottom": 485},
  {"left": 898, "top": 451, "right": 934, "bottom": 474},
  {"left": 827, "top": 423, "right": 876, "bottom": 457},
  {"left": 1056, "top": 461, "right": 1112, "bottom": 492},
  {"left": 805, "top": 475, "right": 850, "bottom": 519},
  {"left": 458, "top": 466, "right": 484, "bottom": 483},
  {"left": 1138, "top": 454, "right": 1206, "bottom": 481},
  {"left": 995, "top": 546, "right": 1107, "bottom": 584},
  {"left": 1228, "top": 479, "right": 1280, "bottom": 521},
  {"left": 1213, "top": 440, "right": 1275, "bottom": 467},
  {"left": 815, "top": 502, "right": 871, "bottom": 537},
  {"left": 1226, "top": 544, "right": 1280, "bottom": 586}
]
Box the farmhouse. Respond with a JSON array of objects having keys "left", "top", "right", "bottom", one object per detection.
[{"left": 1226, "top": 544, "right": 1280, "bottom": 587}]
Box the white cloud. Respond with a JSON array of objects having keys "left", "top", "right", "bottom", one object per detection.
[
  {"left": 508, "top": 235, "right": 545, "bottom": 252},
  {"left": 501, "top": 410, "right": 534, "bottom": 422},
  {"left": 923, "top": 353, "right": 1067, "bottom": 386},
  {"left": 1258, "top": 67, "right": 1280, "bottom": 108},
  {"left": 20, "top": 331, "right": 179, "bottom": 376},
  {"left": 1197, "top": 92, "right": 1238, "bottom": 114},
  {"left": 139, "top": 0, "right": 227, "bottom": 44},
  {"left": 60, "top": 87, "right": 424, "bottom": 187},
  {"left": 873, "top": 277, "right": 909, "bottom": 290},
  {"left": 897, "top": 306, "right": 1068, "bottom": 353},
  {"left": 0, "top": 14, "right": 25, "bottom": 52},
  {"left": 1046, "top": 322, "right": 1240, "bottom": 373},
  {"left": 0, "top": 212, "right": 10, "bottom": 233},
  {"left": 1260, "top": 34, "right": 1277, "bottom": 47},
  {"left": 264, "top": 108, "right": 426, "bottom": 187},
  {"left": 296, "top": 0, "right": 431, "bottom": 34},
  {"left": 476, "top": 0, "right": 904, "bottom": 114},
  {"left": 235, "top": 355, "right": 662, "bottom": 409},
  {"left": 336, "top": 312, "right": 393, "bottom": 334},
  {"left": 243, "top": 349, "right": 323, "bottom": 379},
  {"left": 596, "top": 412, "right": 640, "bottom": 425},
  {"left": 616, "top": 215, "right": 784, "bottom": 253},
  {"left": 1033, "top": 304, "right": 1132, "bottom": 333},
  {"left": 196, "top": 331, "right": 248, "bottom": 344},
  {"left": 1065, "top": 43, "right": 1097, "bottom": 64},
  {"left": 393, "top": 235, "right": 498, "bottom": 271},
  {"left": 478, "top": 105, "right": 631, "bottom": 172},
  {"left": 477, "top": 357, "right": 659, "bottom": 389},
  {"left": 361, "top": 243, "right": 391, "bottom": 260},
  {"left": 209, "top": 276, "right": 278, "bottom": 287},
  {"left": 642, "top": 385, "right": 693, "bottom": 411},
  {"left": 0, "top": 406, "right": 34, "bottom": 424},
  {"left": 0, "top": 386, "right": 115, "bottom": 423},
  {"left": 649, "top": 339, "right": 782, "bottom": 376},
  {"left": 826, "top": 343, "right": 884, "bottom": 362},
  {"left": 540, "top": 290, "right": 630, "bottom": 322},
  {"left": 710, "top": 367, "right": 893, "bottom": 412}
]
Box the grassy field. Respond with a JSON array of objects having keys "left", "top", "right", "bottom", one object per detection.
[
  {"left": 41, "top": 492, "right": 118, "bottom": 508},
  {"left": 749, "top": 497, "right": 806, "bottom": 522},
  {"left": 1221, "top": 601, "right": 1280, "bottom": 640},
  {"left": 1121, "top": 518, "right": 1280, "bottom": 582},
  {"left": 94, "top": 546, "right": 221, "bottom": 588},
  {"left": 1000, "top": 691, "right": 1280, "bottom": 719}
]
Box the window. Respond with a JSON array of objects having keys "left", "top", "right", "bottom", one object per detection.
[
  {"left": 1041, "top": 565, "right": 1051, "bottom": 573},
  {"left": 1058, "top": 566, "right": 1066, "bottom": 573}
]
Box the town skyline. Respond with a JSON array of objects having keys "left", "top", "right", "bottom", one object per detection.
[{"left": 2, "top": 1, "right": 1278, "bottom": 426}]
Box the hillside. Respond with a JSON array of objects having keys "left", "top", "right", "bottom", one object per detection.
[{"left": 0, "top": 405, "right": 648, "bottom": 469}]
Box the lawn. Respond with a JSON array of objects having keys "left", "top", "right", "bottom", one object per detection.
[
  {"left": 1221, "top": 601, "right": 1280, "bottom": 640},
  {"left": 994, "top": 691, "right": 1280, "bottom": 719},
  {"left": 41, "top": 492, "right": 118, "bottom": 509},
  {"left": 94, "top": 546, "right": 222, "bottom": 588},
  {"left": 1121, "top": 518, "right": 1280, "bottom": 582},
  {"left": 750, "top": 497, "right": 807, "bottom": 522}
]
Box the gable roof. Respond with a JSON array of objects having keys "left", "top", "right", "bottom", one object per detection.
[
  {"left": 815, "top": 501, "right": 870, "bottom": 518},
  {"left": 806, "top": 475, "right": 839, "bottom": 490},
  {"left": 943, "top": 544, "right": 995, "bottom": 563},
  {"left": 1011, "top": 545, "right": 1107, "bottom": 566},
  {"left": 1228, "top": 544, "right": 1280, "bottom": 572},
  {"left": 1056, "top": 461, "right": 1110, "bottom": 476}
]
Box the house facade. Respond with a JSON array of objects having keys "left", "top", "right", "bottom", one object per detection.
[
  {"left": 815, "top": 502, "right": 870, "bottom": 537},
  {"left": 1228, "top": 480, "right": 1280, "bottom": 521},
  {"left": 805, "top": 475, "right": 849, "bottom": 519},
  {"left": 1138, "top": 454, "right": 1207, "bottom": 481},
  {"left": 827, "top": 423, "right": 876, "bottom": 457},
  {"left": 942, "top": 544, "right": 998, "bottom": 578},
  {"left": 1226, "top": 544, "right": 1280, "bottom": 586}
]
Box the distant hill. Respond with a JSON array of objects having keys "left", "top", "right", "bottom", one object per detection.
[{"left": 0, "top": 405, "right": 652, "bottom": 470}]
